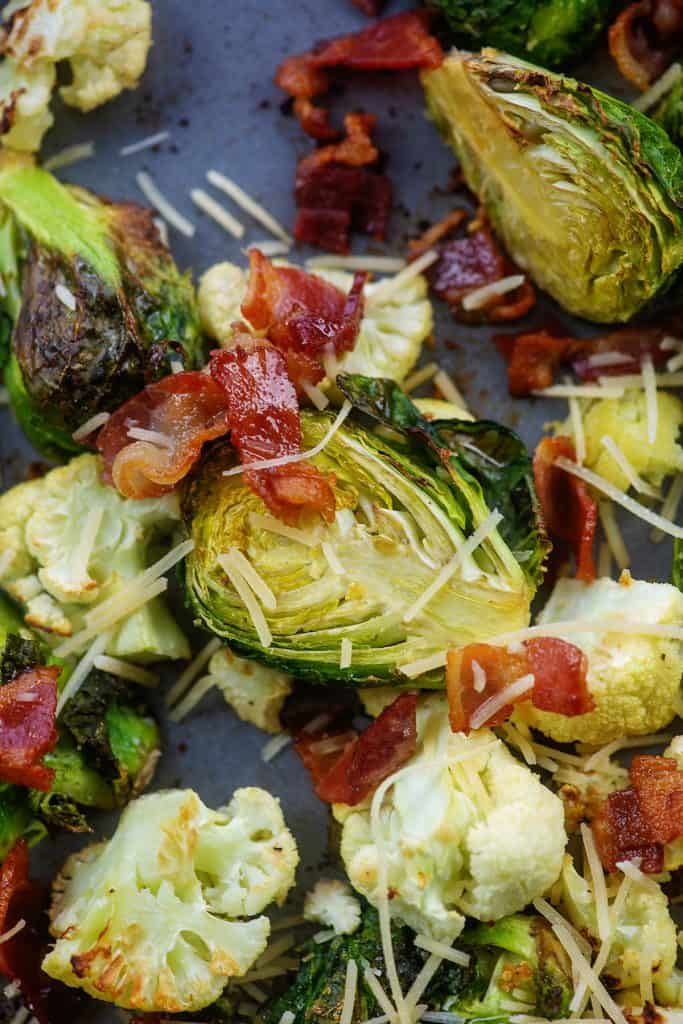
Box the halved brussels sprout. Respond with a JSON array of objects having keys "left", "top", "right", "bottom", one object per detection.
[
  {"left": 182, "top": 375, "right": 546, "bottom": 687},
  {"left": 422, "top": 50, "right": 683, "bottom": 323}
]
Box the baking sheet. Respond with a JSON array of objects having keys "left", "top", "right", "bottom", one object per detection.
[{"left": 0, "top": 1, "right": 675, "bottom": 1020}]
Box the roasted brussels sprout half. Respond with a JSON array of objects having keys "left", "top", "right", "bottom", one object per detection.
[
  {"left": 0, "top": 154, "right": 204, "bottom": 457},
  {"left": 255, "top": 903, "right": 573, "bottom": 1024},
  {"left": 423, "top": 50, "right": 683, "bottom": 323},
  {"left": 183, "top": 375, "right": 547, "bottom": 687},
  {"left": 427, "top": 0, "right": 614, "bottom": 69}
]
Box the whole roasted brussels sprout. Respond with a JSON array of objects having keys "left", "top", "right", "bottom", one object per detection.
[
  {"left": 183, "top": 375, "right": 547, "bottom": 687},
  {"left": 0, "top": 155, "right": 203, "bottom": 456},
  {"left": 257, "top": 902, "right": 573, "bottom": 1024},
  {"left": 42, "top": 787, "right": 299, "bottom": 1013},
  {"left": 427, "top": 0, "right": 614, "bottom": 69},
  {"left": 423, "top": 50, "right": 683, "bottom": 323}
]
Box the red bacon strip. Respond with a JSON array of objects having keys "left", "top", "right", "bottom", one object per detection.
[
  {"left": 533, "top": 436, "right": 598, "bottom": 583},
  {"left": 447, "top": 639, "right": 592, "bottom": 734},
  {"left": 296, "top": 692, "right": 418, "bottom": 805},
  {"left": 609, "top": 0, "right": 683, "bottom": 90},
  {"left": 210, "top": 343, "right": 337, "bottom": 526},
  {"left": 98, "top": 371, "right": 231, "bottom": 500},
  {"left": 0, "top": 841, "right": 83, "bottom": 1024},
  {"left": 410, "top": 214, "right": 536, "bottom": 324},
  {"left": 630, "top": 755, "right": 683, "bottom": 844},
  {"left": 0, "top": 667, "right": 59, "bottom": 791}
]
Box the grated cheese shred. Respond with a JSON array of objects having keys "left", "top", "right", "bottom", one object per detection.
[
  {"left": 599, "top": 502, "right": 630, "bottom": 571},
  {"left": 167, "top": 675, "right": 216, "bottom": 723},
  {"left": 471, "top": 659, "right": 487, "bottom": 693},
  {"left": 414, "top": 935, "right": 470, "bottom": 967},
  {"left": 633, "top": 62, "right": 682, "bottom": 110},
  {"left": 55, "top": 284, "right": 76, "bottom": 311},
  {"left": 369, "top": 249, "right": 439, "bottom": 305},
  {"left": 93, "top": 655, "right": 159, "bottom": 688},
  {"left": 43, "top": 141, "right": 95, "bottom": 171},
  {"left": 302, "top": 381, "right": 330, "bottom": 411},
  {"left": 532, "top": 384, "right": 624, "bottom": 399},
  {"left": 641, "top": 355, "right": 658, "bottom": 444},
  {"left": 127, "top": 427, "right": 173, "bottom": 448},
  {"left": 56, "top": 631, "right": 112, "bottom": 716},
  {"left": 461, "top": 274, "right": 524, "bottom": 312},
  {"left": 403, "top": 361, "right": 439, "bottom": 394},
  {"left": 165, "top": 637, "right": 223, "bottom": 708},
  {"left": 306, "top": 254, "right": 405, "bottom": 273},
  {"left": 207, "top": 170, "right": 292, "bottom": 244},
  {"left": 191, "top": 187, "right": 245, "bottom": 238},
  {"left": 434, "top": 368, "right": 468, "bottom": 409},
  {"left": 136, "top": 172, "right": 196, "bottom": 238},
  {"left": 469, "top": 674, "right": 534, "bottom": 730},
  {"left": 120, "top": 130, "right": 169, "bottom": 156},
  {"left": 0, "top": 919, "right": 26, "bottom": 945},
  {"left": 340, "top": 960, "right": 358, "bottom": 1024},
  {"left": 219, "top": 553, "right": 273, "bottom": 647},
  {"left": 261, "top": 733, "right": 292, "bottom": 763},
  {"left": 340, "top": 637, "right": 353, "bottom": 670},
  {"left": 581, "top": 824, "right": 610, "bottom": 943},
  {"left": 652, "top": 473, "right": 683, "bottom": 543},
  {"left": 71, "top": 411, "right": 110, "bottom": 442},
  {"left": 219, "top": 549, "right": 276, "bottom": 610},
  {"left": 322, "top": 541, "right": 345, "bottom": 576},
  {"left": 600, "top": 436, "right": 660, "bottom": 499},
  {"left": 568, "top": 388, "right": 586, "bottom": 465}
]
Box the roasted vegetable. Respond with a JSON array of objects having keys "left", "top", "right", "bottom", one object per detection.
[
  {"left": 427, "top": 0, "right": 613, "bottom": 69},
  {"left": 42, "top": 787, "right": 299, "bottom": 1013},
  {"left": 0, "top": 155, "right": 203, "bottom": 456},
  {"left": 422, "top": 50, "right": 683, "bottom": 323},
  {"left": 256, "top": 902, "right": 573, "bottom": 1024},
  {"left": 183, "top": 375, "right": 547, "bottom": 687},
  {"left": 653, "top": 74, "right": 683, "bottom": 150}
]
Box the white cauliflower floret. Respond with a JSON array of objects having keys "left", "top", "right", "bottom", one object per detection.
[
  {"left": 0, "top": 0, "right": 152, "bottom": 150},
  {"left": 336, "top": 695, "right": 566, "bottom": 943},
  {"left": 202, "top": 646, "right": 292, "bottom": 734},
  {"left": 303, "top": 879, "right": 362, "bottom": 936},
  {"left": 197, "top": 260, "right": 432, "bottom": 390},
  {"left": 516, "top": 577, "right": 683, "bottom": 745},
  {"left": 0, "top": 454, "right": 189, "bottom": 661},
  {"left": 42, "top": 788, "right": 298, "bottom": 1013}
]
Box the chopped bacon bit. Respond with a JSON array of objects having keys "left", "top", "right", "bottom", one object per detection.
[
  {"left": 0, "top": 667, "right": 59, "bottom": 791},
  {"left": 570, "top": 326, "right": 673, "bottom": 381},
  {"left": 609, "top": 0, "right": 683, "bottom": 90},
  {"left": 307, "top": 11, "right": 442, "bottom": 73},
  {"left": 447, "top": 638, "right": 592, "bottom": 733},
  {"left": 97, "top": 371, "right": 231, "bottom": 500},
  {"left": 411, "top": 213, "right": 536, "bottom": 324},
  {"left": 593, "top": 789, "right": 664, "bottom": 874},
  {"left": 630, "top": 755, "right": 683, "bottom": 844},
  {"left": 294, "top": 207, "right": 352, "bottom": 253},
  {"left": 293, "top": 97, "right": 339, "bottom": 142},
  {"left": 298, "top": 111, "right": 379, "bottom": 171},
  {"left": 210, "top": 343, "right": 336, "bottom": 525},
  {"left": 297, "top": 692, "right": 418, "bottom": 805},
  {"left": 533, "top": 436, "right": 598, "bottom": 582},
  {"left": 495, "top": 330, "right": 577, "bottom": 397},
  {"left": 296, "top": 727, "right": 358, "bottom": 793},
  {"left": 0, "top": 841, "right": 83, "bottom": 1024}
]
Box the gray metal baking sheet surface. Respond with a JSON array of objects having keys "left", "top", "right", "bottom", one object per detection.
[{"left": 0, "top": 2, "right": 675, "bottom": 1021}]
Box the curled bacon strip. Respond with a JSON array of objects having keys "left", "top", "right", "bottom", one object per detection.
[
  {"left": 447, "top": 639, "right": 592, "bottom": 734},
  {"left": 295, "top": 692, "right": 418, "bottom": 805},
  {"left": 410, "top": 213, "right": 536, "bottom": 324},
  {"left": 0, "top": 666, "right": 59, "bottom": 791},
  {"left": 210, "top": 343, "right": 336, "bottom": 525},
  {"left": 0, "top": 841, "right": 83, "bottom": 1024},
  {"left": 593, "top": 755, "right": 683, "bottom": 872},
  {"left": 533, "top": 436, "right": 598, "bottom": 583},
  {"left": 609, "top": 0, "right": 683, "bottom": 90},
  {"left": 98, "top": 372, "right": 231, "bottom": 500}
]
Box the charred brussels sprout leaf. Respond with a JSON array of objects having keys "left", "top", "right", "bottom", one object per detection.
[
  {"left": 427, "top": 0, "right": 614, "bottom": 69},
  {"left": 183, "top": 377, "right": 541, "bottom": 687},
  {"left": 423, "top": 50, "right": 683, "bottom": 323},
  {"left": 0, "top": 631, "right": 42, "bottom": 683},
  {"left": 653, "top": 74, "right": 683, "bottom": 150},
  {"left": 0, "top": 156, "right": 203, "bottom": 456}
]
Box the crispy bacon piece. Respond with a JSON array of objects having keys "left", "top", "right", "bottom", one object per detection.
[
  {"left": 533, "top": 436, "right": 598, "bottom": 582},
  {"left": 242, "top": 247, "right": 366, "bottom": 359},
  {"left": 630, "top": 755, "right": 683, "bottom": 844},
  {"left": 593, "top": 789, "right": 665, "bottom": 874},
  {"left": 210, "top": 343, "right": 336, "bottom": 525},
  {"left": 0, "top": 841, "right": 83, "bottom": 1024},
  {"left": 97, "top": 372, "right": 231, "bottom": 500},
  {"left": 297, "top": 692, "right": 418, "bottom": 806},
  {"left": 293, "top": 97, "right": 339, "bottom": 142},
  {"left": 0, "top": 666, "right": 59, "bottom": 791},
  {"left": 447, "top": 639, "right": 592, "bottom": 733},
  {"left": 495, "top": 330, "right": 576, "bottom": 397},
  {"left": 411, "top": 214, "right": 536, "bottom": 324},
  {"left": 294, "top": 114, "right": 393, "bottom": 252},
  {"left": 609, "top": 0, "right": 683, "bottom": 90}
]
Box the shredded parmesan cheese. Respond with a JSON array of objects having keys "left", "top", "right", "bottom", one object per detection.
[
  {"left": 471, "top": 659, "right": 487, "bottom": 693},
  {"left": 43, "top": 141, "right": 95, "bottom": 171},
  {"left": 191, "top": 187, "right": 245, "bottom": 238},
  {"left": 363, "top": 968, "right": 397, "bottom": 1021},
  {"left": 600, "top": 437, "right": 660, "bottom": 498},
  {"left": 93, "top": 655, "right": 159, "bottom": 688},
  {"left": 500, "top": 722, "right": 537, "bottom": 765},
  {"left": 667, "top": 350, "right": 683, "bottom": 372},
  {"left": 219, "top": 553, "right": 273, "bottom": 647},
  {"left": 633, "top": 61, "right": 682, "bottom": 110},
  {"left": 652, "top": 473, "right": 683, "bottom": 542},
  {"left": 434, "top": 368, "right": 467, "bottom": 409},
  {"left": 377, "top": 509, "right": 439, "bottom": 570},
  {"left": 568, "top": 389, "right": 586, "bottom": 465},
  {"left": 0, "top": 919, "right": 25, "bottom": 945},
  {"left": 306, "top": 254, "right": 406, "bottom": 273},
  {"left": 532, "top": 898, "right": 593, "bottom": 958},
  {"left": 598, "top": 371, "right": 683, "bottom": 388},
  {"left": 165, "top": 637, "right": 223, "bottom": 708},
  {"left": 552, "top": 920, "right": 629, "bottom": 1024},
  {"left": 55, "top": 284, "right": 76, "bottom": 311},
  {"left": 615, "top": 859, "right": 660, "bottom": 890},
  {"left": 8, "top": 1009, "right": 30, "bottom": 1024},
  {"left": 239, "top": 962, "right": 299, "bottom": 983},
  {"left": 302, "top": 381, "right": 330, "bottom": 410},
  {"left": 71, "top": 506, "right": 103, "bottom": 585},
  {"left": 167, "top": 675, "right": 216, "bottom": 723},
  {"left": 136, "top": 172, "right": 196, "bottom": 238},
  {"left": 340, "top": 637, "right": 353, "bottom": 670},
  {"left": 340, "top": 960, "right": 358, "bottom": 1024},
  {"left": 3, "top": 981, "right": 19, "bottom": 999},
  {"left": 581, "top": 824, "right": 610, "bottom": 942},
  {"left": 598, "top": 541, "right": 612, "bottom": 579},
  {"left": 245, "top": 240, "right": 291, "bottom": 258},
  {"left": 403, "top": 361, "right": 439, "bottom": 394},
  {"left": 277, "top": 1011, "right": 296, "bottom": 1024},
  {"left": 461, "top": 274, "right": 525, "bottom": 312},
  {"left": 71, "top": 411, "right": 110, "bottom": 442},
  {"left": 120, "top": 130, "right": 170, "bottom": 156},
  {"left": 261, "top": 732, "right": 292, "bottom": 762},
  {"left": 414, "top": 935, "right": 470, "bottom": 967},
  {"left": 369, "top": 249, "right": 439, "bottom": 305},
  {"left": 554, "top": 457, "right": 683, "bottom": 539},
  {"left": 640, "top": 355, "right": 659, "bottom": 444},
  {"left": 469, "top": 674, "right": 535, "bottom": 730},
  {"left": 585, "top": 351, "right": 631, "bottom": 368},
  {"left": 403, "top": 510, "right": 503, "bottom": 623},
  {"left": 154, "top": 216, "right": 169, "bottom": 247},
  {"left": 322, "top": 541, "right": 345, "bottom": 576},
  {"left": 56, "top": 631, "right": 112, "bottom": 716},
  {"left": 404, "top": 954, "right": 443, "bottom": 1017},
  {"left": 400, "top": 650, "right": 448, "bottom": 678},
  {"left": 599, "top": 502, "right": 630, "bottom": 571},
  {"left": 207, "top": 170, "right": 292, "bottom": 244},
  {"left": 249, "top": 512, "right": 319, "bottom": 547},
  {"left": 127, "top": 426, "right": 173, "bottom": 448},
  {"left": 219, "top": 549, "right": 276, "bottom": 611},
  {"left": 223, "top": 401, "right": 352, "bottom": 476},
  {"left": 532, "top": 384, "right": 624, "bottom": 399}
]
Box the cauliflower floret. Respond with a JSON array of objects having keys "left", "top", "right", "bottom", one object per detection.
[
  {"left": 197, "top": 260, "right": 432, "bottom": 390},
  {"left": 565, "top": 391, "right": 683, "bottom": 492},
  {"left": 202, "top": 646, "right": 292, "bottom": 734},
  {"left": 0, "top": 454, "right": 189, "bottom": 662},
  {"left": 516, "top": 577, "right": 683, "bottom": 745},
  {"left": 552, "top": 854, "right": 677, "bottom": 999},
  {"left": 0, "top": 0, "right": 151, "bottom": 150},
  {"left": 336, "top": 695, "right": 566, "bottom": 943},
  {"left": 303, "top": 879, "right": 362, "bottom": 936},
  {"left": 42, "top": 788, "right": 298, "bottom": 1013}
]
